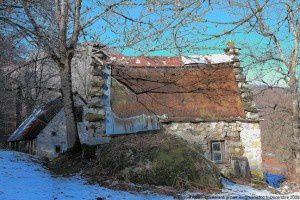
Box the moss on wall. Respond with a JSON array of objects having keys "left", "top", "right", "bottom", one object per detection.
[
  {"left": 111, "top": 78, "right": 131, "bottom": 105},
  {"left": 91, "top": 79, "right": 104, "bottom": 88},
  {"left": 87, "top": 90, "right": 104, "bottom": 98},
  {"left": 85, "top": 113, "right": 105, "bottom": 122}
]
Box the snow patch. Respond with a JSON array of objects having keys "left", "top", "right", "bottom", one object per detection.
[
  {"left": 1, "top": 150, "right": 299, "bottom": 200},
  {"left": 0, "top": 150, "right": 171, "bottom": 200},
  {"left": 182, "top": 54, "right": 234, "bottom": 65}
]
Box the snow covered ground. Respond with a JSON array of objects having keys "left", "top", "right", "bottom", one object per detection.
[
  {"left": 0, "top": 150, "right": 171, "bottom": 200},
  {"left": 0, "top": 150, "right": 299, "bottom": 200}
]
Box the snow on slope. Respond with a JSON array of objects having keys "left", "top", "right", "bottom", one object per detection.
[
  {"left": 0, "top": 150, "right": 172, "bottom": 200},
  {"left": 1, "top": 150, "right": 299, "bottom": 200}
]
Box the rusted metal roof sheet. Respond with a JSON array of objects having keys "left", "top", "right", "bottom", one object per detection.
[
  {"left": 110, "top": 55, "right": 183, "bottom": 67},
  {"left": 109, "top": 54, "right": 235, "bottom": 67},
  {"left": 111, "top": 60, "right": 245, "bottom": 121},
  {"left": 7, "top": 98, "right": 63, "bottom": 142}
]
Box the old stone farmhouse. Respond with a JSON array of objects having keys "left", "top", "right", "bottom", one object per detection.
[
  {"left": 85, "top": 42, "right": 262, "bottom": 176},
  {"left": 8, "top": 42, "right": 263, "bottom": 176}
]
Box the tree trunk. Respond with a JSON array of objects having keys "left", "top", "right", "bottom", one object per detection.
[
  {"left": 289, "top": 64, "right": 300, "bottom": 173},
  {"left": 16, "top": 86, "right": 23, "bottom": 127},
  {"left": 59, "top": 58, "right": 81, "bottom": 151}
]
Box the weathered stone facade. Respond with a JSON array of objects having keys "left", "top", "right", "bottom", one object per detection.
[
  {"left": 36, "top": 109, "right": 68, "bottom": 158},
  {"left": 35, "top": 94, "right": 109, "bottom": 159},
  {"left": 163, "top": 120, "right": 262, "bottom": 175},
  {"left": 240, "top": 122, "right": 262, "bottom": 170},
  {"left": 84, "top": 44, "right": 107, "bottom": 140}
]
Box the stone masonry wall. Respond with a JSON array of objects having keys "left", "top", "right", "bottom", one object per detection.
[
  {"left": 240, "top": 122, "right": 263, "bottom": 170},
  {"left": 163, "top": 121, "right": 262, "bottom": 175},
  {"left": 36, "top": 109, "right": 67, "bottom": 158},
  {"left": 84, "top": 44, "right": 110, "bottom": 143},
  {"left": 225, "top": 41, "right": 259, "bottom": 120}
]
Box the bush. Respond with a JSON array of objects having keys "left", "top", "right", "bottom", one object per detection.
[{"left": 86, "top": 132, "right": 221, "bottom": 190}]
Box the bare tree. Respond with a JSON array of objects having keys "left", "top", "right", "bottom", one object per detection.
[
  {"left": 2, "top": 0, "right": 200, "bottom": 150},
  {"left": 169, "top": 0, "right": 300, "bottom": 173},
  {"left": 232, "top": 0, "right": 300, "bottom": 174},
  {"left": 0, "top": 0, "right": 84, "bottom": 150},
  {"left": 0, "top": 33, "right": 21, "bottom": 142}
]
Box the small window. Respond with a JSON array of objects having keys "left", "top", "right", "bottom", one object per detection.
[
  {"left": 211, "top": 141, "right": 225, "bottom": 164},
  {"left": 51, "top": 132, "right": 56, "bottom": 136},
  {"left": 55, "top": 145, "right": 61, "bottom": 153}
]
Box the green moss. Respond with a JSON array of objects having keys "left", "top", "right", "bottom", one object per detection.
[
  {"left": 91, "top": 79, "right": 104, "bottom": 87},
  {"left": 251, "top": 169, "right": 264, "bottom": 180},
  {"left": 88, "top": 103, "right": 103, "bottom": 109},
  {"left": 111, "top": 79, "right": 130, "bottom": 104},
  {"left": 85, "top": 113, "right": 105, "bottom": 122},
  {"left": 87, "top": 90, "right": 103, "bottom": 97},
  {"left": 49, "top": 132, "right": 222, "bottom": 191},
  {"left": 144, "top": 140, "right": 220, "bottom": 189}
]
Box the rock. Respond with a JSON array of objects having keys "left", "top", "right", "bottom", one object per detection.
[
  {"left": 88, "top": 102, "right": 103, "bottom": 109},
  {"left": 88, "top": 97, "right": 103, "bottom": 108},
  {"left": 91, "top": 79, "right": 104, "bottom": 87},
  {"left": 86, "top": 108, "right": 105, "bottom": 115},
  {"left": 231, "top": 156, "right": 251, "bottom": 179}
]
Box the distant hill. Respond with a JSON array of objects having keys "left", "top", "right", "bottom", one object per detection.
[{"left": 250, "top": 86, "right": 294, "bottom": 175}]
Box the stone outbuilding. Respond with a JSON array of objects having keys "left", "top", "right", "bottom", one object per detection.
[
  {"left": 85, "top": 42, "right": 263, "bottom": 177},
  {"left": 7, "top": 93, "right": 109, "bottom": 158}
]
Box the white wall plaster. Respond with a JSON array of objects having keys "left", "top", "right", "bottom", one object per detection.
[{"left": 240, "top": 122, "right": 263, "bottom": 170}]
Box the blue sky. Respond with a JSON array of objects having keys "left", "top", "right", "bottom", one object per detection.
[{"left": 81, "top": 1, "right": 294, "bottom": 86}]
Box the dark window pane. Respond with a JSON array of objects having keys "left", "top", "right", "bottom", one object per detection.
[
  {"left": 213, "top": 152, "right": 222, "bottom": 163},
  {"left": 212, "top": 142, "right": 221, "bottom": 151},
  {"left": 55, "top": 145, "right": 61, "bottom": 153},
  {"left": 74, "top": 106, "right": 83, "bottom": 122}
]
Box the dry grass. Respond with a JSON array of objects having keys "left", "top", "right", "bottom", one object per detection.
[{"left": 47, "top": 132, "right": 222, "bottom": 194}]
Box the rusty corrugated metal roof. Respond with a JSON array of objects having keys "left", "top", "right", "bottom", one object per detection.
[
  {"left": 111, "top": 58, "right": 245, "bottom": 121},
  {"left": 7, "top": 98, "right": 63, "bottom": 142},
  {"left": 110, "top": 55, "right": 183, "bottom": 67}
]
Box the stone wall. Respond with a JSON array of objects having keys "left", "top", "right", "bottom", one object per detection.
[
  {"left": 36, "top": 94, "right": 110, "bottom": 159},
  {"left": 36, "top": 109, "right": 68, "bottom": 158},
  {"left": 225, "top": 41, "right": 259, "bottom": 120},
  {"left": 163, "top": 120, "right": 262, "bottom": 175},
  {"left": 84, "top": 44, "right": 108, "bottom": 141},
  {"left": 240, "top": 122, "right": 262, "bottom": 170}
]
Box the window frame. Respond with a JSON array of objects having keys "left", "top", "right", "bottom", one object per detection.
[{"left": 210, "top": 140, "right": 226, "bottom": 164}]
